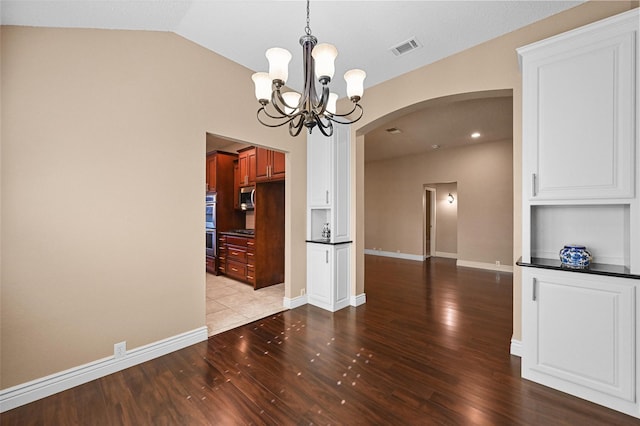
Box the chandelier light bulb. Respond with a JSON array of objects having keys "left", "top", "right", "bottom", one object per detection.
[
  {"left": 266, "top": 47, "right": 292, "bottom": 84},
  {"left": 252, "top": 72, "right": 272, "bottom": 103},
  {"left": 312, "top": 43, "right": 338, "bottom": 82},
  {"left": 282, "top": 91, "right": 301, "bottom": 115},
  {"left": 344, "top": 69, "right": 366, "bottom": 101}
]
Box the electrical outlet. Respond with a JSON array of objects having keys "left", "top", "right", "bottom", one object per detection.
[
  {"left": 114, "top": 341, "right": 126, "bottom": 359},
  {"left": 495, "top": 261, "right": 501, "bottom": 266},
  {"left": 301, "top": 288, "right": 306, "bottom": 296}
]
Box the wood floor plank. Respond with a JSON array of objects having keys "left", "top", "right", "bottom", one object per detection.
[{"left": 2, "top": 256, "right": 640, "bottom": 425}]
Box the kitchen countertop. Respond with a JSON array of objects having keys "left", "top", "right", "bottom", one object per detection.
[
  {"left": 220, "top": 230, "right": 255, "bottom": 238},
  {"left": 306, "top": 239, "right": 353, "bottom": 245},
  {"left": 516, "top": 257, "right": 639, "bottom": 280}
]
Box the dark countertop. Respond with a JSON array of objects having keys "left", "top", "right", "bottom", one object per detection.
[
  {"left": 220, "top": 230, "right": 255, "bottom": 238},
  {"left": 516, "top": 257, "right": 639, "bottom": 280},
  {"left": 306, "top": 239, "right": 353, "bottom": 245}
]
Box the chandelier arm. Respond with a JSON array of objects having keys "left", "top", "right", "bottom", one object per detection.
[
  {"left": 327, "top": 104, "right": 364, "bottom": 124},
  {"left": 328, "top": 102, "right": 359, "bottom": 119},
  {"left": 313, "top": 111, "right": 334, "bottom": 137},
  {"left": 270, "top": 88, "right": 294, "bottom": 117},
  {"left": 257, "top": 107, "right": 304, "bottom": 128},
  {"left": 314, "top": 83, "right": 330, "bottom": 115},
  {"left": 289, "top": 116, "right": 306, "bottom": 137}
]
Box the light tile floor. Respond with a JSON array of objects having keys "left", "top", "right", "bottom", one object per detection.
[{"left": 206, "top": 273, "right": 286, "bottom": 336}]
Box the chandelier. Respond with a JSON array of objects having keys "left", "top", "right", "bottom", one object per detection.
[{"left": 251, "top": 0, "right": 366, "bottom": 137}]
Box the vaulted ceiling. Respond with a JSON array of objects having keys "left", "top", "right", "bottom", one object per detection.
[{"left": 2, "top": 1, "right": 584, "bottom": 160}]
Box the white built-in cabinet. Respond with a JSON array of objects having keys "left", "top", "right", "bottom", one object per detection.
[
  {"left": 521, "top": 12, "right": 636, "bottom": 201},
  {"left": 306, "top": 125, "right": 352, "bottom": 312},
  {"left": 307, "top": 124, "right": 350, "bottom": 243},
  {"left": 518, "top": 9, "right": 640, "bottom": 419},
  {"left": 306, "top": 242, "right": 351, "bottom": 312},
  {"left": 522, "top": 268, "right": 638, "bottom": 414}
]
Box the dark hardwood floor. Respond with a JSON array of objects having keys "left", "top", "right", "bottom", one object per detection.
[{"left": 3, "top": 256, "right": 639, "bottom": 425}]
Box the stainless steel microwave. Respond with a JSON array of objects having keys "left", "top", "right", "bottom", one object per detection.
[{"left": 239, "top": 187, "right": 255, "bottom": 210}]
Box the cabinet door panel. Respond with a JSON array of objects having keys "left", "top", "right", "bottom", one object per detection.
[
  {"left": 255, "top": 147, "right": 270, "bottom": 182},
  {"left": 307, "top": 132, "right": 332, "bottom": 206},
  {"left": 522, "top": 22, "right": 636, "bottom": 200},
  {"left": 248, "top": 149, "right": 256, "bottom": 185},
  {"left": 238, "top": 153, "right": 248, "bottom": 186},
  {"left": 271, "top": 150, "right": 286, "bottom": 179},
  {"left": 523, "top": 270, "right": 635, "bottom": 402},
  {"left": 206, "top": 154, "right": 217, "bottom": 192},
  {"left": 307, "top": 244, "right": 332, "bottom": 306}
]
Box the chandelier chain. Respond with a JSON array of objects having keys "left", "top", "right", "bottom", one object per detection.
[{"left": 305, "top": 0, "right": 312, "bottom": 35}]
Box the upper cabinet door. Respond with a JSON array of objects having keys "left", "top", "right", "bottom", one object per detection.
[
  {"left": 255, "top": 147, "right": 270, "bottom": 182},
  {"left": 519, "top": 10, "right": 637, "bottom": 201},
  {"left": 271, "top": 150, "right": 286, "bottom": 180},
  {"left": 307, "top": 131, "right": 333, "bottom": 207}
]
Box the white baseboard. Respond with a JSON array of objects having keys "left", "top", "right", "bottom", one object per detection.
[
  {"left": 435, "top": 251, "right": 458, "bottom": 259},
  {"left": 456, "top": 259, "right": 514, "bottom": 273},
  {"left": 284, "top": 294, "right": 307, "bottom": 309},
  {"left": 351, "top": 293, "right": 366, "bottom": 307},
  {"left": 510, "top": 338, "right": 523, "bottom": 357},
  {"left": 0, "top": 326, "right": 208, "bottom": 413},
  {"left": 364, "top": 249, "right": 422, "bottom": 262}
]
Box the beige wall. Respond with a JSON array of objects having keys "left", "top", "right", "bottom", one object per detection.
[
  {"left": 365, "top": 140, "right": 511, "bottom": 263},
  {"left": 353, "top": 1, "right": 638, "bottom": 341},
  {"left": 0, "top": 27, "right": 307, "bottom": 388}
]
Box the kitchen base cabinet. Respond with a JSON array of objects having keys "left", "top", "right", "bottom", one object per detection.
[
  {"left": 205, "top": 256, "right": 216, "bottom": 274},
  {"left": 306, "top": 242, "right": 350, "bottom": 312},
  {"left": 521, "top": 267, "right": 639, "bottom": 418}
]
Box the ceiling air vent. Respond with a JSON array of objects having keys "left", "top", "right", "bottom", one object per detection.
[{"left": 390, "top": 37, "right": 422, "bottom": 56}]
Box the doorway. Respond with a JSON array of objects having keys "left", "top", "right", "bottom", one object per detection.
[
  {"left": 423, "top": 187, "right": 436, "bottom": 259},
  {"left": 423, "top": 183, "right": 458, "bottom": 259}
]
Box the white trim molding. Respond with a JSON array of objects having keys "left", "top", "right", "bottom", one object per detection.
[
  {"left": 364, "top": 249, "right": 422, "bottom": 262},
  {"left": 510, "top": 338, "right": 523, "bottom": 357},
  {"left": 434, "top": 251, "right": 458, "bottom": 259},
  {"left": 351, "top": 293, "right": 366, "bottom": 307},
  {"left": 0, "top": 326, "right": 208, "bottom": 413},
  {"left": 284, "top": 294, "right": 307, "bottom": 309},
  {"left": 456, "top": 259, "right": 514, "bottom": 273}
]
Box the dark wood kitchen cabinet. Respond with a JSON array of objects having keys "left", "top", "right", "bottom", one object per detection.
[
  {"left": 206, "top": 151, "right": 245, "bottom": 275},
  {"left": 206, "top": 151, "right": 239, "bottom": 194},
  {"left": 219, "top": 182, "right": 284, "bottom": 289},
  {"left": 238, "top": 147, "right": 256, "bottom": 187},
  {"left": 218, "top": 234, "right": 255, "bottom": 286},
  {"left": 253, "top": 181, "right": 285, "bottom": 288},
  {"left": 256, "top": 147, "right": 285, "bottom": 182}
]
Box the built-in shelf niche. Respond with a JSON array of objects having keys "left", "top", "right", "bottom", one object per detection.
[
  {"left": 309, "top": 208, "right": 330, "bottom": 241},
  {"left": 531, "top": 204, "right": 630, "bottom": 267}
]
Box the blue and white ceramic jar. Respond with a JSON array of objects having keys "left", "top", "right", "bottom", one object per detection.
[{"left": 559, "top": 245, "right": 591, "bottom": 268}]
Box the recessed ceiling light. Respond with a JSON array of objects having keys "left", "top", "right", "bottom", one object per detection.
[
  {"left": 431, "top": 144, "right": 440, "bottom": 149},
  {"left": 386, "top": 127, "right": 402, "bottom": 134},
  {"left": 471, "top": 132, "right": 481, "bottom": 138}
]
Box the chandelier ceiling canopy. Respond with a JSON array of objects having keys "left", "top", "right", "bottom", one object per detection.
[{"left": 251, "top": 0, "right": 366, "bottom": 137}]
